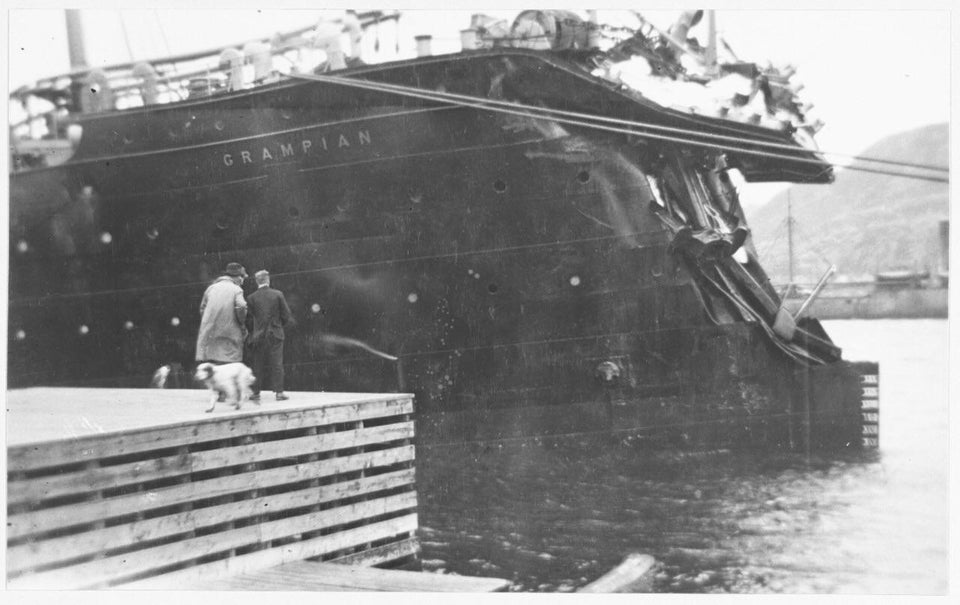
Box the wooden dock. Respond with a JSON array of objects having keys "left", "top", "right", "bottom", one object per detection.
[{"left": 5, "top": 387, "right": 509, "bottom": 592}]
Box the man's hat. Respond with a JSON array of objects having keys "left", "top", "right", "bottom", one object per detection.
[{"left": 224, "top": 262, "right": 248, "bottom": 278}]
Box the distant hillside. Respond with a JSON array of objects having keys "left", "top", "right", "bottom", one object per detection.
[{"left": 747, "top": 123, "right": 949, "bottom": 283}]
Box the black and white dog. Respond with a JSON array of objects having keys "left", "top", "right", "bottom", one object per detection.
[{"left": 193, "top": 362, "right": 257, "bottom": 413}]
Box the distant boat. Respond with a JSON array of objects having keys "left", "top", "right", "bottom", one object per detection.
[
  {"left": 776, "top": 199, "right": 947, "bottom": 319},
  {"left": 8, "top": 9, "right": 874, "bottom": 449}
]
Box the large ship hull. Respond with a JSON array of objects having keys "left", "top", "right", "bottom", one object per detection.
[{"left": 8, "top": 50, "right": 868, "bottom": 449}]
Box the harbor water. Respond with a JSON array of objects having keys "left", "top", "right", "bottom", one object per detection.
[{"left": 416, "top": 319, "right": 949, "bottom": 593}]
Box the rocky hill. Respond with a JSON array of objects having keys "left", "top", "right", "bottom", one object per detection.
[{"left": 747, "top": 123, "right": 949, "bottom": 283}]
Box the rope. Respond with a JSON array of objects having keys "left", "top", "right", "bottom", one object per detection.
[
  {"left": 290, "top": 72, "right": 949, "bottom": 178},
  {"left": 758, "top": 217, "right": 789, "bottom": 261},
  {"left": 152, "top": 10, "right": 173, "bottom": 64},
  {"left": 290, "top": 72, "right": 820, "bottom": 170},
  {"left": 117, "top": 11, "right": 136, "bottom": 64},
  {"left": 790, "top": 216, "right": 835, "bottom": 269}
]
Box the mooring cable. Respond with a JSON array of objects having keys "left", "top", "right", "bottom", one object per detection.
[{"left": 291, "top": 71, "right": 949, "bottom": 179}]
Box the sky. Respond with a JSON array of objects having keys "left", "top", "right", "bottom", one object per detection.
[{"left": 2, "top": 2, "right": 955, "bottom": 209}]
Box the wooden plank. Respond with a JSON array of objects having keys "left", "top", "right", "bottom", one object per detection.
[
  {"left": 328, "top": 537, "right": 420, "bottom": 567},
  {"left": 182, "top": 573, "right": 382, "bottom": 592},
  {"left": 8, "top": 393, "right": 414, "bottom": 472},
  {"left": 9, "top": 421, "right": 415, "bottom": 504},
  {"left": 7, "top": 468, "right": 416, "bottom": 574},
  {"left": 9, "top": 493, "right": 418, "bottom": 589},
  {"left": 8, "top": 445, "right": 415, "bottom": 540},
  {"left": 202, "top": 561, "right": 512, "bottom": 592},
  {"left": 579, "top": 553, "right": 657, "bottom": 593},
  {"left": 122, "top": 514, "right": 419, "bottom": 589}
]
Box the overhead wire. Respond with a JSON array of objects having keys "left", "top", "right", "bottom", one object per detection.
[
  {"left": 758, "top": 216, "right": 789, "bottom": 261},
  {"left": 117, "top": 11, "right": 136, "bottom": 64},
  {"left": 290, "top": 72, "right": 949, "bottom": 183},
  {"left": 152, "top": 10, "right": 173, "bottom": 59},
  {"left": 790, "top": 212, "right": 836, "bottom": 269},
  {"left": 829, "top": 163, "right": 947, "bottom": 184},
  {"left": 293, "top": 72, "right": 949, "bottom": 174}
]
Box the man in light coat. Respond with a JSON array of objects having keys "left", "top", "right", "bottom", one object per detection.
[{"left": 195, "top": 262, "right": 248, "bottom": 364}]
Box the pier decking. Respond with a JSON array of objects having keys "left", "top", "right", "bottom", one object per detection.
[{"left": 6, "top": 387, "right": 507, "bottom": 591}]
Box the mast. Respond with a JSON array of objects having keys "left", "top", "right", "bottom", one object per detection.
[
  {"left": 787, "top": 190, "right": 795, "bottom": 289},
  {"left": 705, "top": 10, "right": 718, "bottom": 76},
  {"left": 65, "top": 9, "right": 88, "bottom": 69}
]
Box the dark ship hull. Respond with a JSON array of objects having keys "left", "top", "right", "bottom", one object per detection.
[{"left": 8, "top": 49, "right": 871, "bottom": 449}]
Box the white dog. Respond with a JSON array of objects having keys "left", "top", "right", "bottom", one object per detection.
[
  {"left": 194, "top": 362, "right": 257, "bottom": 413},
  {"left": 151, "top": 365, "right": 172, "bottom": 388},
  {"left": 150, "top": 362, "right": 186, "bottom": 388}
]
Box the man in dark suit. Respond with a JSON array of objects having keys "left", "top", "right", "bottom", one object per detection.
[{"left": 246, "top": 270, "right": 294, "bottom": 401}]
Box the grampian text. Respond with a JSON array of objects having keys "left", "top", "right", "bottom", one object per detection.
[{"left": 223, "top": 129, "right": 372, "bottom": 167}]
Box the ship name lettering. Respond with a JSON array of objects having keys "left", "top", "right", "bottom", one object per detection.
[{"left": 221, "top": 129, "right": 373, "bottom": 168}]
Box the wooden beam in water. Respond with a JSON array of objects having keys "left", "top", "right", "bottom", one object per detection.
[
  {"left": 579, "top": 553, "right": 657, "bottom": 593},
  {"left": 328, "top": 537, "right": 421, "bottom": 567},
  {"left": 197, "top": 561, "right": 511, "bottom": 592}
]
